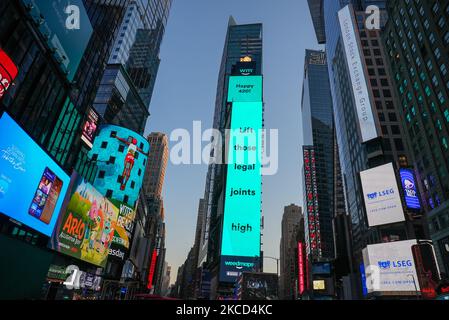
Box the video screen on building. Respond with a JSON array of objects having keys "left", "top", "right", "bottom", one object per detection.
[
  {"left": 50, "top": 173, "right": 119, "bottom": 267},
  {"left": 220, "top": 74, "right": 263, "bottom": 283},
  {"left": 108, "top": 199, "right": 137, "bottom": 262},
  {"left": 399, "top": 168, "right": 421, "bottom": 211},
  {"left": 0, "top": 49, "right": 18, "bottom": 100},
  {"left": 362, "top": 240, "right": 420, "bottom": 295},
  {"left": 22, "top": 0, "right": 93, "bottom": 82},
  {"left": 0, "top": 112, "right": 70, "bottom": 236},
  {"left": 360, "top": 163, "right": 405, "bottom": 227},
  {"left": 89, "top": 125, "right": 150, "bottom": 209}
]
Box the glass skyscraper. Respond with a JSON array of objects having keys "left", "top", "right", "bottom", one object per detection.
[
  {"left": 383, "top": 0, "right": 449, "bottom": 275},
  {"left": 196, "top": 17, "right": 263, "bottom": 299},
  {"left": 301, "top": 50, "right": 335, "bottom": 262}
]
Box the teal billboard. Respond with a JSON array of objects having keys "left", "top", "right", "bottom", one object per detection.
[
  {"left": 227, "top": 76, "right": 263, "bottom": 102},
  {"left": 22, "top": 0, "right": 93, "bottom": 82},
  {"left": 220, "top": 74, "right": 263, "bottom": 282},
  {"left": 89, "top": 125, "right": 150, "bottom": 208}
]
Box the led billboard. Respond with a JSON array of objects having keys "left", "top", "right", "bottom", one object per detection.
[
  {"left": 81, "top": 108, "right": 99, "bottom": 149},
  {"left": 362, "top": 240, "right": 420, "bottom": 295},
  {"left": 108, "top": 199, "right": 137, "bottom": 262},
  {"left": 399, "top": 168, "right": 421, "bottom": 211},
  {"left": 89, "top": 125, "right": 150, "bottom": 208},
  {"left": 227, "top": 76, "right": 263, "bottom": 102},
  {"left": 220, "top": 74, "right": 263, "bottom": 283},
  {"left": 22, "top": 0, "right": 93, "bottom": 82},
  {"left": 50, "top": 173, "right": 119, "bottom": 267},
  {"left": 0, "top": 49, "right": 18, "bottom": 99},
  {"left": 360, "top": 163, "right": 405, "bottom": 227},
  {"left": 303, "top": 147, "right": 322, "bottom": 257},
  {"left": 0, "top": 112, "right": 70, "bottom": 236},
  {"left": 338, "top": 5, "right": 378, "bottom": 143}
]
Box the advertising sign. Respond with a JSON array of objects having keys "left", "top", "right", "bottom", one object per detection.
[
  {"left": 108, "top": 199, "right": 136, "bottom": 261},
  {"left": 412, "top": 242, "right": 440, "bottom": 299},
  {"left": 81, "top": 108, "right": 99, "bottom": 149},
  {"left": 399, "top": 168, "right": 421, "bottom": 211},
  {"left": 227, "top": 76, "right": 263, "bottom": 102},
  {"left": 50, "top": 173, "right": 119, "bottom": 267},
  {"left": 231, "top": 61, "right": 257, "bottom": 76},
  {"left": 0, "top": 49, "right": 18, "bottom": 100},
  {"left": 360, "top": 163, "right": 405, "bottom": 227},
  {"left": 90, "top": 125, "right": 150, "bottom": 208},
  {"left": 298, "top": 242, "right": 305, "bottom": 295},
  {"left": 0, "top": 113, "right": 70, "bottom": 236},
  {"left": 362, "top": 240, "right": 420, "bottom": 294},
  {"left": 147, "top": 249, "right": 158, "bottom": 289},
  {"left": 338, "top": 5, "right": 378, "bottom": 142},
  {"left": 22, "top": 0, "right": 93, "bottom": 82},
  {"left": 220, "top": 73, "right": 263, "bottom": 283},
  {"left": 303, "top": 147, "right": 321, "bottom": 257}
]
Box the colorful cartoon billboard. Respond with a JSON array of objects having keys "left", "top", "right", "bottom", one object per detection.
[
  {"left": 0, "top": 112, "right": 70, "bottom": 236},
  {"left": 50, "top": 173, "right": 119, "bottom": 267}
]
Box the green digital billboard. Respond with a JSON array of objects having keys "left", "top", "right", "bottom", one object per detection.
[
  {"left": 221, "top": 101, "right": 262, "bottom": 257},
  {"left": 227, "top": 76, "right": 263, "bottom": 103},
  {"left": 220, "top": 74, "right": 263, "bottom": 282}
]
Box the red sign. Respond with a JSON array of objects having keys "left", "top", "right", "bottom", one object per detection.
[
  {"left": 147, "top": 249, "right": 158, "bottom": 289},
  {"left": 0, "top": 49, "right": 18, "bottom": 99},
  {"left": 298, "top": 242, "right": 305, "bottom": 295}
]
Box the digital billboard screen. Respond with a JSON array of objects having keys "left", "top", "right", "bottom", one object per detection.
[
  {"left": 227, "top": 76, "right": 263, "bottom": 102},
  {"left": 360, "top": 163, "right": 405, "bottom": 227},
  {"left": 0, "top": 49, "right": 18, "bottom": 100},
  {"left": 362, "top": 240, "right": 420, "bottom": 295},
  {"left": 50, "top": 173, "right": 119, "bottom": 267},
  {"left": 81, "top": 108, "right": 99, "bottom": 149},
  {"left": 108, "top": 199, "right": 136, "bottom": 261},
  {"left": 399, "top": 168, "right": 421, "bottom": 211},
  {"left": 0, "top": 112, "right": 70, "bottom": 236},
  {"left": 22, "top": 0, "right": 93, "bottom": 82},
  {"left": 89, "top": 125, "right": 149, "bottom": 208},
  {"left": 220, "top": 74, "right": 263, "bottom": 283}
]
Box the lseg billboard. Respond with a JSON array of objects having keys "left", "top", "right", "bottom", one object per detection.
[
  {"left": 22, "top": 0, "right": 93, "bottom": 82},
  {"left": 360, "top": 163, "right": 405, "bottom": 227},
  {"left": 220, "top": 75, "right": 263, "bottom": 282}
]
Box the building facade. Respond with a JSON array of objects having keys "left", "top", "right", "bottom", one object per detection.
[
  {"left": 196, "top": 18, "right": 263, "bottom": 299},
  {"left": 279, "top": 204, "right": 303, "bottom": 300},
  {"left": 382, "top": 0, "right": 449, "bottom": 275}
]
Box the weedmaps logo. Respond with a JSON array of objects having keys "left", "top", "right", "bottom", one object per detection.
[{"left": 224, "top": 260, "right": 255, "bottom": 270}]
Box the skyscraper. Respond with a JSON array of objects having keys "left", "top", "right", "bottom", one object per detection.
[
  {"left": 91, "top": 0, "right": 172, "bottom": 134},
  {"left": 308, "top": 0, "right": 425, "bottom": 298},
  {"left": 279, "top": 204, "right": 303, "bottom": 300},
  {"left": 382, "top": 0, "right": 449, "bottom": 275},
  {"left": 143, "top": 132, "right": 169, "bottom": 198},
  {"left": 196, "top": 17, "right": 263, "bottom": 299},
  {"left": 301, "top": 50, "right": 335, "bottom": 263}
]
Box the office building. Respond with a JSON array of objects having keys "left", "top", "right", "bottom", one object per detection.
[
  {"left": 301, "top": 50, "right": 336, "bottom": 262},
  {"left": 143, "top": 132, "right": 169, "bottom": 198},
  {"left": 382, "top": 0, "right": 449, "bottom": 275},
  {"left": 279, "top": 204, "right": 303, "bottom": 300},
  {"left": 307, "top": 0, "right": 426, "bottom": 298},
  {"left": 196, "top": 17, "right": 263, "bottom": 299}
]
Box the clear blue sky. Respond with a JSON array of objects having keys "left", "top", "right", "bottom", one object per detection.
[{"left": 144, "top": 0, "right": 322, "bottom": 284}]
